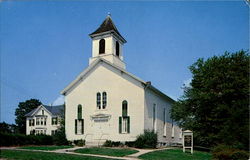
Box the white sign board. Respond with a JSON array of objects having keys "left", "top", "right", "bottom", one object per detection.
[{"left": 182, "top": 130, "right": 193, "bottom": 154}]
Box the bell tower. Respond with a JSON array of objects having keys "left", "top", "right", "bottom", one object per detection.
[{"left": 89, "top": 14, "right": 127, "bottom": 69}]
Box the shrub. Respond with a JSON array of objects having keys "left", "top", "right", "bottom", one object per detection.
[
  {"left": 103, "top": 140, "right": 112, "bottom": 147},
  {"left": 73, "top": 139, "right": 85, "bottom": 146},
  {"left": 212, "top": 144, "right": 249, "bottom": 160},
  {"left": 125, "top": 141, "right": 135, "bottom": 147},
  {"left": 0, "top": 132, "right": 53, "bottom": 146},
  {"left": 52, "top": 129, "right": 69, "bottom": 145},
  {"left": 103, "top": 140, "right": 122, "bottom": 147},
  {"left": 134, "top": 130, "right": 157, "bottom": 149}
]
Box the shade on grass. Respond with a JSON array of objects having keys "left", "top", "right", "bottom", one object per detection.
[
  {"left": 75, "top": 147, "right": 139, "bottom": 157},
  {"left": 139, "top": 149, "right": 212, "bottom": 160},
  {"left": 0, "top": 149, "right": 118, "bottom": 160},
  {"left": 19, "top": 145, "right": 73, "bottom": 151}
]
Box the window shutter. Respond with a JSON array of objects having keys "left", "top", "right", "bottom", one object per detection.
[
  {"left": 127, "top": 116, "right": 130, "bottom": 133},
  {"left": 119, "top": 117, "right": 122, "bottom": 133},
  {"left": 81, "top": 119, "right": 84, "bottom": 134},
  {"left": 75, "top": 119, "right": 77, "bottom": 134}
]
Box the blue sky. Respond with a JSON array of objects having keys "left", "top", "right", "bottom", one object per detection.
[{"left": 1, "top": 1, "right": 249, "bottom": 124}]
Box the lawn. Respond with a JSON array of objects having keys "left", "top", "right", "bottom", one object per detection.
[
  {"left": 139, "top": 148, "right": 212, "bottom": 160},
  {"left": 75, "top": 147, "right": 139, "bottom": 157},
  {"left": 0, "top": 149, "right": 119, "bottom": 160},
  {"left": 19, "top": 145, "right": 73, "bottom": 151}
]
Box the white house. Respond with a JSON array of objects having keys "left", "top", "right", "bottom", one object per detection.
[
  {"left": 61, "top": 15, "right": 182, "bottom": 146},
  {"left": 25, "top": 104, "right": 64, "bottom": 135}
]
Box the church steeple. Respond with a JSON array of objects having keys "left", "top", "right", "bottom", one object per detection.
[{"left": 89, "top": 15, "right": 127, "bottom": 69}]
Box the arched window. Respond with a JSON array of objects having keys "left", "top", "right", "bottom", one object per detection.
[
  {"left": 77, "top": 105, "right": 82, "bottom": 119},
  {"left": 99, "top": 39, "right": 105, "bottom": 54},
  {"left": 97, "top": 92, "right": 101, "bottom": 109},
  {"left": 102, "top": 92, "right": 107, "bottom": 109},
  {"left": 122, "top": 100, "right": 128, "bottom": 117},
  {"left": 116, "top": 41, "right": 120, "bottom": 56}
]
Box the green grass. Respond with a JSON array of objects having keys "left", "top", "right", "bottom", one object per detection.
[
  {"left": 19, "top": 145, "right": 73, "bottom": 151},
  {"left": 139, "top": 148, "right": 212, "bottom": 160},
  {"left": 0, "top": 149, "right": 119, "bottom": 160},
  {"left": 75, "top": 147, "right": 139, "bottom": 157}
]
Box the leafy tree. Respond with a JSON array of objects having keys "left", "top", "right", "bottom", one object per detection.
[
  {"left": 171, "top": 50, "right": 249, "bottom": 150},
  {"left": 15, "top": 99, "right": 42, "bottom": 134},
  {"left": 0, "top": 122, "right": 18, "bottom": 134},
  {"left": 52, "top": 104, "right": 68, "bottom": 145}
]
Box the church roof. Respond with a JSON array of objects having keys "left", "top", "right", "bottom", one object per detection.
[
  {"left": 60, "top": 58, "right": 175, "bottom": 103},
  {"left": 25, "top": 104, "right": 64, "bottom": 117},
  {"left": 89, "top": 15, "right": 126, "bottom": 43}
]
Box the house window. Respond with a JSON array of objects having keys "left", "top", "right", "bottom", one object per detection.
[
  {"left": 97, "top": 92, "right": 101, "bottom": 109},
  {"left": 119, "top": 100, "right": 130, "bottom": 134},
  {"left": 51, "top": 130, "right": 57, "bottom": 135},
  {"left": 78, "top": 105, "right": 82, "bottom": 119},
  {"left": 153, "top": 104, "right": 156, "bottom": 132},
  {"left": 30, "top": 130, "right": 35, "bottom": 135},
  {"left": 75, "top": 119, "right": 84, "bottom": 135},
  {"left": 42, "top": 110, "right": 44, "bottom": 115},
  {"left": 44, "top": 118, "right": 46, "bottom": 126},
  {"left": 36, "top": 118, "right": 40, "bottom": 125},
  {"left": 102, "top": 92, "right": 107, "bottom": 109},
  {"left": 116, "top": 41, "right": 120, "bottom": 56},
  {"left": 52, "top": 117, "right": 58, "bottom": 125},
  {"left": 163, "top": 108, "right": 166, "bottom": 137},
  {"left": 41, "top": 118, "right": 43, "bottom": 125},
  {"left": 99, "top": 39, "right": 105, "bottom": 54}
]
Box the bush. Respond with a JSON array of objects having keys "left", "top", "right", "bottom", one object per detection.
[
  {"left": 73, "top": 139, "right": 85, "bottom": 146},
  {"left": 212, "top": 144, "right": 249, "bottom": 160},
  {"left": 134, "top": 130, "right": 157, "bottom": 149},
  {"left": 103, "top": 140, "right": 122, "bottom": 147},
  {"left": 0, "top": 132, "right": 53, "bottom": 146},
  {"left": 125, "top": 141, "right": 135, "bottom": 147},
  {"left": 52, "top": 129, "right": 69, "bottom": 145}
]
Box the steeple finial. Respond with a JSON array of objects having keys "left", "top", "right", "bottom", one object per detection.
[{"left": 107, "top": 12, "right": 111, "bottom": 17}]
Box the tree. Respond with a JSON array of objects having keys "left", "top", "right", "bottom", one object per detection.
[
  {"left": 15, "top": 99, "right": 42, "bottom": 134},
  {"left": 171, "top": 50, "right": 249, "bottom": 150},
  {"left": 0, "top": 122, "right": 18, "bottom": 134}
]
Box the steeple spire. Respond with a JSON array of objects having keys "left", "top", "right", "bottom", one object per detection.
[{"left": 89, "top": 15, "right": 126, "bottom": 43}]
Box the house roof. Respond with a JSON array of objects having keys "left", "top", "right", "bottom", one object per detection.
[
  {"left": 60, "top": 58, "right": 175, "bottom": 103},
  {"left": 25, "top": 104, "right": 64, "bottom": 117},
  {"left": 89, "top": 15, "right": 126, "bottom": 43}
]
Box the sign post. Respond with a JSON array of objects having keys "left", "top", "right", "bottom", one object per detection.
[{"left": 183, "top": 130, "right": 193, "bottom": 154}]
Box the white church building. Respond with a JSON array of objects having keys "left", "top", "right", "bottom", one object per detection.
[{"left": 61, "top": 15, "right": 182, "bottom": 146}]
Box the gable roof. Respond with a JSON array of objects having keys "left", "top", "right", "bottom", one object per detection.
[
  {"left": 89, "top": 15, "right": 126, "bottom": 43},
  {"left": 25, "top": 104, "right": 64, "bottom": 117},
  {"left": 60, "top": 58, "right": 175, "bottom": 103}
]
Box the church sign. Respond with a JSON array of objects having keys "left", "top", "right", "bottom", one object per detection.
[{"left": 182, "top": 130, "right": 193, "bottom": 154}]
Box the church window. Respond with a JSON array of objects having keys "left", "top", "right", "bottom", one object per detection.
[
  {"left": 75, "top": 119, "right": 84, "bottom": 135},
  {"left": 122, "top": 100, "right": 128, "bottom": 116},
  {"left": 97, "top": 92, "right": 101, "bottom": 109},
  {"left": 171, "top": 120, "right": 175, "bottom": 138},
  {"left": 75, "top": 104, "right": 84, "bottom": 135},
  {"left": 77, "top": 105, "right": 82, "bottom": 119},
  {"left": 153, "top": 104, "right": 156, "bottom": 133},
  {"left": 116, "top": 41, "right": 120, "bottom": 56},
  {"left": 99, "top": 39, "right": 105, "bottom": 54},
  {"left": 163, "top": 108, "right": 166, "bottom": 137},
  {"left": 102, "top": 92, "right": 107, "bottom": 109},
  {"left": 119, "top": 100, "right": 130, "bottom": 134}
]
